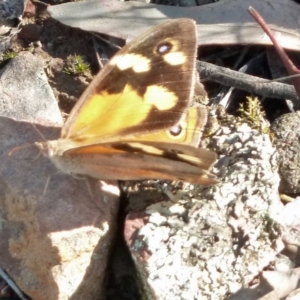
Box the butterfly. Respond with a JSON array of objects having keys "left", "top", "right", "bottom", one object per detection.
[{"left": 36, "top": 18, "right": 218, "bottom": 185}]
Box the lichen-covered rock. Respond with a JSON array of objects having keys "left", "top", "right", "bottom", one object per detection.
[
  {"left": 271, "top": 111, "right": 300, "bottom": 194},
  {"left": 125, "top": 121, "right": 284, "bottom": 299}
]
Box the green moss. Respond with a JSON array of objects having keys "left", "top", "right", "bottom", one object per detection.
[
  {"left": 238, "top": 97, "right": 270, "bottom": 134},
  {"left": 0, "top": 50, "right": 17, "bottom": 64},
  {"left": 64, "top": 54, "right": 90, "bottom": 75}
]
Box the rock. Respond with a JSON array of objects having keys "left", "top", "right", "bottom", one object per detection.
[
  {"left": 124, "top": 121, "right": 284, "bottom": 299},
  {"left": 24, "top": 0, "right": 37, "bottom": 18},
  {"left": 0, "top": 51, "right": 62, "bottom": 125},
  {"left": 19, "top": 24, "right": 42, "bottom": 41},
  {"left": 0, "top": 52, "right": 120, "bottom": 300},
  {"left": 0, "top": 0, "right": 25, "bottom": 54},
  {"left": 271, "top": 111, "right": 300, "bottom": 194}
]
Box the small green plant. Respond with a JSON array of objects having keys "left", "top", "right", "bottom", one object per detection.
[
  {"left": 3, "top": 50, "right": 17, "bottom": 60},
  {"left": 64, "top": 54, "right": 90, "bottom": 75},
  {"left": 238, "top": 96, "right": 269, "bottom": 133},
  {"left": 0, "top": 50, "right": 17, "bottom": 64}
]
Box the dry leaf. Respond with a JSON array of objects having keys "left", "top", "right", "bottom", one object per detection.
[{"left": 48, "top": 0, "right": 300, "bottom": 50}]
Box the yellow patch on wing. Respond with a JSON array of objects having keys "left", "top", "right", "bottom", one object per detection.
[
  {"left": 110, "top": 53, "right": 150, "bottom": 73},
  {"left": 144, "top": 85, "right": 178, "bottom": 110},
  {"left": 66, "top": 84, "right": 171, "bottom": 140},
  {"left": 127, "top": 142, "right": 164, "bottom": 156},
  {"left": 163, "top": 51, "right": 186, "bottom": 65},
  {"left": 71, "top": 145, "right": 125, "bottom": 155},
  {"left": 177, "top": 153, "right": 202, "bottom": 165},
  {"left": 131, "top": 106, "right": 202, "bottom": 145}
]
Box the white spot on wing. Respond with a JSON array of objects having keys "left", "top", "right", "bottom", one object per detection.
[
  {"left": 110, "top": 53, "right": 150, "bottom": 72},
  {"left": 164, "top": 52, "right": 186, "bottom": 65},
  {"left": 144, "top": 85, "right": 177, "bottom": 110}
]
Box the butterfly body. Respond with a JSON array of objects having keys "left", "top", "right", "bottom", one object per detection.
[{"left": 36, "top": 18, "right": 218, "bottom": 185}]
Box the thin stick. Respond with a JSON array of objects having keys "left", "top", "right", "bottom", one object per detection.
[
  {"left": 0, "top": 267, "right": 28, "bottom": 300},
  {"left": 248, "top": 6, "right": 300, "bottom": 105},
  {"left": 197, "top": 61, "right": 298, "bottom": 102}
]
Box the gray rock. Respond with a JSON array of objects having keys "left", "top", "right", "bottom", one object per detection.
[
  {"left": 0, "top": 51, "right": 120, "bottom": 300},
  {"left": 271, "top": 111, "right": 300, "bottom": 194}
]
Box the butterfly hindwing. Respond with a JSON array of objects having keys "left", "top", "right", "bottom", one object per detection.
[
  {"left": 125, "top": 106, "right": 207, "bottom": 146},
  {"left": 60, "top": 139, "right": 218, "bottom": 184}
]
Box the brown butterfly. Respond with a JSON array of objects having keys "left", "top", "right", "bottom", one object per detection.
[{"left": 36, "top": 18, "right": 218, "bottom": 185}]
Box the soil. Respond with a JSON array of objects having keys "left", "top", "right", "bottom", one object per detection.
[{"left": 19, "top": 15, "right": 96, "bottom": 115}]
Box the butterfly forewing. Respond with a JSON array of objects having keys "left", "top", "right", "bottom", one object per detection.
[{"left": 61, "top": 19, "right": 198, "bottom": 142}]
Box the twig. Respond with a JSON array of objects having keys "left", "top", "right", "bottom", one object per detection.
[
  {"left": 0, "top": 267, "right": 28, "bottom": 300},
  {"left": 248, "top": 6, "right": 300, "bottom": 106},
  {"left": 197, "top": 60, "right": 298, "bottom": 103}
]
